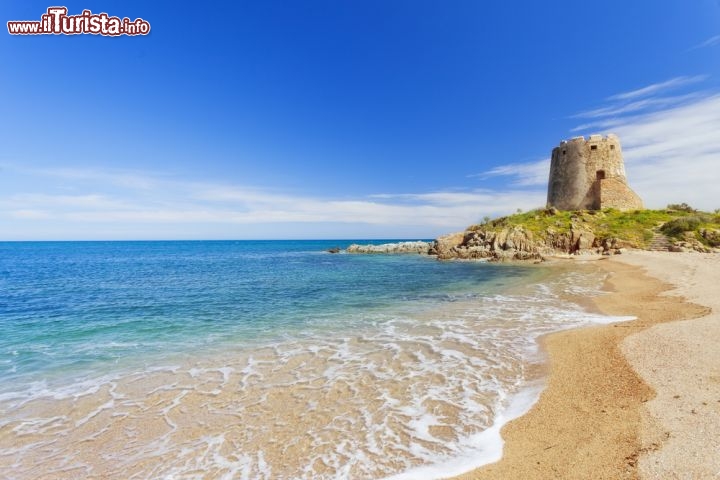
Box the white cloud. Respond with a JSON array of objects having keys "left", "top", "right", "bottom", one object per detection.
[
  {"left": 689, "top": 35, "right": 720, "bottom": 50},
  {"left": 606, "top": 75, "right": 708, "bottom": 101},
  {"left": 0, "top": 165, "right": 545, "bottom": 239},
  {"left": 6, "top": 193, "right": 130, "bottom": 209},
  {"left": 573, "top": 93, "right": 703, "bottom": 119},
  {"left": 569, "top": 121, "right": 614, "bottom": 133},
  {"left": 20, "top": 166, "right": 162, "bottom": 190},
  {"left": 9, "top": 209, "right": 51, "bottom": 219},
  {"left": 610, "top": 94, "right": 720, "bottom": 210},
  {"left": 470, "top": 159, "right": 550, "bottom": 187},
  {"left": 571, "top": 76, "right": 711, "bottom": 131}
]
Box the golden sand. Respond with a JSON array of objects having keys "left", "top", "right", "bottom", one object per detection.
[{"left": 450, "top": 253, "right": 717, "bottom": 480}]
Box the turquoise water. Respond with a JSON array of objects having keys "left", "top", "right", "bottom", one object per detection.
[
  {"left": 0, "top": 241, "right": 531, "bottom": 387},
  {"left": 0, "top": 241, "right": 624, "bottom": 479}
]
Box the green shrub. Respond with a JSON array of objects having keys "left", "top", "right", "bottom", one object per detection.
[
  {"left": 660, "top": 217, "right": 702, "bottom": 237},
  {"left": 667, "top": 203, "right": 696, "bottom": 213}
]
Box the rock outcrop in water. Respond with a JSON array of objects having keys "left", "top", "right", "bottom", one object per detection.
[
  {"left": 344, "top": 229, "right": 622, "bottom": 261},
  {"left": 344, "top": 224, "right": 624, "bottom": 260},
  {"left": 346, "top": 241, "right": 433, "bottom": 254},
  {"left": 430, "top": 228, "right": 543, "bottom": 261},
  {"left": 344, "top": 226, "right": 628, "bottom": 262}
]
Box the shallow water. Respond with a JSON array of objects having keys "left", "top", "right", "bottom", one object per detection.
[{"left": 0, "top": 241, "right": 628, "bottom": 479}]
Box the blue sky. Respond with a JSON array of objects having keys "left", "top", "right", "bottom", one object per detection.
[{"left": 1, "top": 1, "right": 719, "bottom": 240}]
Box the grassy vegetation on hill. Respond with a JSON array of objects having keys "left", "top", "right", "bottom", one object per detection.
[{"left": 468, "top": 204, "right": 720, "bottom": 249}]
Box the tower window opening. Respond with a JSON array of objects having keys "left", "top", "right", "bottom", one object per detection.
[
  {"left": 597, "top": 170, "right": 606, "bottom": 180},
  {"left": 610, "top": 145, "right": 615, "bottom": 150},
  {"left": 562, "top": 150, "right": 566, "bottom": 155},
  {"left": 590, "top": 145, "right": 598, "bottom": 150}
]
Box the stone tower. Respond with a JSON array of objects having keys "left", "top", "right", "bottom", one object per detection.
[{"left": 546, "top": 134, "right": 643, "bottom": 211}]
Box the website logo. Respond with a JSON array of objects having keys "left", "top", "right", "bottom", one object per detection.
[{"left": 7, "top": 7, "right": 151, "bottom": 36}]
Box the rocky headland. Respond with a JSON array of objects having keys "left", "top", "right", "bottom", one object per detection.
[{"left": 344, "top": 206, "right": 720, "bottom": 262}]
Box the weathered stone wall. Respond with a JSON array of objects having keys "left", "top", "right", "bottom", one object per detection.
[
  {"left": 547, "top": 134, "right": 642, "bottom": 211},
  {"left": 599, "top": 177, "right": 644, "bottom": 210},
  {"left": 547, "top": 137, "right": 589, "bottom": 210}
]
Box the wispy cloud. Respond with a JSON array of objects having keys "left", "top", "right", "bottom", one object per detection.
[
  {"left": 0, "top": 166, "right": 545, "bottom": 239},
  {"left": 20, "top": 166, "right": 164, "bottom": 190},
  {"left": 578, "top": 93, "right": 720, "bottom": 210},
  {"left": 470, "top": 159, "right": 550, "bottom": 187},
  {"left": 571, "top": 75, "right": 713, "bottom": 133},
  {"left": 606, "top": 75, "right": 708, "bottom": 101},
  {"left": 573, "top": 92, "right": 703, "bottom": 119},
  {"left": 7, "top": 193, "right": 131, "bottom": 209},
  {"left": 689, "top": 34, "right": 720, "bottom": 50}
]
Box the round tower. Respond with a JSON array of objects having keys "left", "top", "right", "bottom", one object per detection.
[{"left": 546, "top": 134, "right": 643, "bottom": 211}]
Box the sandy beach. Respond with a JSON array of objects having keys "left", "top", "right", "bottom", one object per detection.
[{"left": 450, "top": 251, "right": 720, "bottom": 480}]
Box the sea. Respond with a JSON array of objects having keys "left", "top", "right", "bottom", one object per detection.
[{"left": 0, "top": 240, "right": 631, "bottom": 479}]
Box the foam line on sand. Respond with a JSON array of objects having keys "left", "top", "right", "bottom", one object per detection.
[{"left": 448, "top": 251, "right": 718, "bottom": 479}]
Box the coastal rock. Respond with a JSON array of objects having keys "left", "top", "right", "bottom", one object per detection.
[
  {"left": 570, "top": 227, "right": 595, "bottom": 252},
  {"left": 432, "top": 226, "right": 542, "bottom": 262},
  {"left": 670, "top": 240, "right": 712, "bottom": 254},
  {"left": 700, "top": 228, "right": 720, "bottom": 248},
  {"left": 428, "top": 221, "right": 642, "bottom": 262},
  {"left": 345, "top": 241, "right": 432, "bottom": 254},
  {"left": 431, "top": 232, "right": 465, "bottom": 259}
]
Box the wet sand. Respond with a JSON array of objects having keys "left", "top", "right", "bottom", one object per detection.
[{"left": 449, "top": 252, "right": 718, "bottom": 480}]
